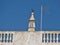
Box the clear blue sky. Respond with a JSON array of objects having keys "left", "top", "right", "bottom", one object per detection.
[{"left": 0, "top": 0, "right": 60, "bottom": 31}]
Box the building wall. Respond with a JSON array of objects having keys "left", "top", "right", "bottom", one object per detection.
[
  {"left": 13, "top": 31, "right": 42, "bottom": 45},
  {"left": 0, "top": 31, "right": 60, "bottom": 45}
]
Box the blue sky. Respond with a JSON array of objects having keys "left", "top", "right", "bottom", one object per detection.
[{"left": 0, "top": 0, "right": 60, "bottom": 31}]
